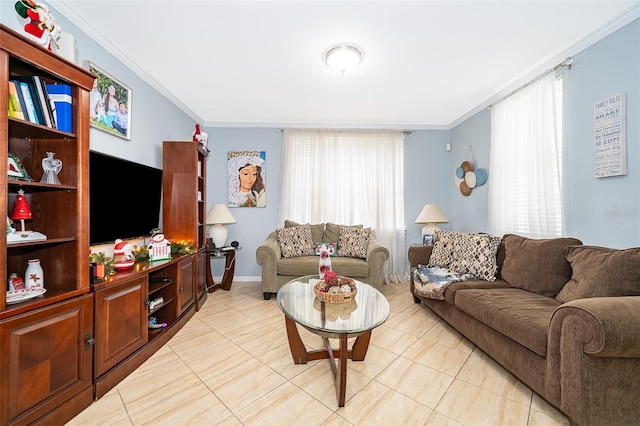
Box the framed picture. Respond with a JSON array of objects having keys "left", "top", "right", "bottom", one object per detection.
[
  {"left": 8, "top": 152, "right": 32, "bottom": 181},
  {"left": 423, "top": 234, "right": 434, "bottom": 246},
  {"left": 86, "top": 61, "right": 132, "bottom": 140},
  {"left": 227, "top": 151, "right": 266, "bottom": 207}
]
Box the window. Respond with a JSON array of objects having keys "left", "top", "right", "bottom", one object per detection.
[
  {"left": 488, "top": 73, "right": 564, "bottom": 238},
  {"left": 280, "top": 129, "right": 408, "bottom": 282}
]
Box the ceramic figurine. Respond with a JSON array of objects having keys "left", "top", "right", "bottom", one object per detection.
[
  {"left": 41, "top": 152, "right": 62, "bottom": 184},
  {"left": 113, "top": 239, "right": 135, "bottom": 270}
]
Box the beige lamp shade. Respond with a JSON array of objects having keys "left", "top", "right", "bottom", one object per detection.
[
  {"left": 415, "top": 204, "right": 448, "bottom": 237},
  {"left": 206, "top": 204, "right": 236, "bottom": 248}
]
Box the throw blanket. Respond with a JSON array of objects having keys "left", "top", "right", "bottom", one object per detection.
[{"left": 412, "top": 265, "right": 476, "bottom": 300}]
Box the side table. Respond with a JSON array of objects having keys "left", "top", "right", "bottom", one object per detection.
[{"left": 206, "top": 247, "right": 238, "bottom": 292}]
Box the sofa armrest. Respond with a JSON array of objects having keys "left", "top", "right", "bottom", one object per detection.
[
  {"left": 365, "top": 233, "right": 389, "bottom": 286},
  {"left": 546, "top": 296, "right": 640, "bottom": 424},
  {"left": 408, "top": 245, "right": 433, "bottom": 268},
  {"left": 256, "top": 232, "right": 282, "bottom": 295}
]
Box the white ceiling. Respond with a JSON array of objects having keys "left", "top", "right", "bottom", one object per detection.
[{"left": 54, "top": 1, "right": 639, "bottom": 129}]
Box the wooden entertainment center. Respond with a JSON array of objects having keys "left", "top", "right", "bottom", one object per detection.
[{"left": 0, "top": 26, "right": 208, "bottom": 425}]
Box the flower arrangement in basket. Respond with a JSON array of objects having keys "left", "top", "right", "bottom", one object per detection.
[{"left": 314, "top": 271, "right": 357, "bottom": 303}]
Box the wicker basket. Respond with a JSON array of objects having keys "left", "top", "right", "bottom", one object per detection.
[{"left": 313, "top": 280, "right": 357, "bottom": 303}]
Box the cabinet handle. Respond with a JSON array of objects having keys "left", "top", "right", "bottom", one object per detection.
[
  {"left": 85, "top": 333, "right": 96, "bottom": 350},
  {"left": 180, "top": 287, "right": 184, "bottom": 292}
]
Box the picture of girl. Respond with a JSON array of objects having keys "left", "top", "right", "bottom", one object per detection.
[{"left": 227, "top": 151, "right": 266, "bottom": 207}]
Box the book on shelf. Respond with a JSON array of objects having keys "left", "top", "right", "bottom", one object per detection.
[
  {"left": 15, "top": 80, "right": 40, "bottom": 124},
  {"left": 33, "top": 76, "right": 56, "bottom": 128},
  {"left": 46, "top": 83, "right": 72, "bottom": 133},
  {"left": 12, "top": 76, "right": 46, "bottom": 125},
  {"left": 7, "top": 81, "right": 25, "bottom": 120}
]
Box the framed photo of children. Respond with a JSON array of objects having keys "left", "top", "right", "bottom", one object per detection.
[
  {"left": 227, "top": 151, "right": 266, "bottom": 207},
  {"left": 86, "top": 61, "right": 132, "bottom": 140}
]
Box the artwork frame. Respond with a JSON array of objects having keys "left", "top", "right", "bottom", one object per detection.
[
  {"left": 8, "top": 152, "right": 32, "bottom": 181},
  {"left": 423, "top": 234, "right": 434, "bottom": 246},
  {"left": 86, "top": 61, "right": 132, "bottom": 140},
  {"left": 227, "top": 151, "right": 266, "bottom": 207}
]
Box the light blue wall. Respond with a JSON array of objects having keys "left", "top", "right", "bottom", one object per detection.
[
  {"left": 1, "top": 3, "right": 195, "bottom": 169},
  {"left": 450, "top": 18, "right": 640, "bottom": 248}
]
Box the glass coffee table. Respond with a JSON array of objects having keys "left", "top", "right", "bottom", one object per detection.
[{"left": 277, "top": 275, "right": 390, "bottom": 406}]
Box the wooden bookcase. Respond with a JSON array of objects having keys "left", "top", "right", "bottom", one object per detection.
[
  {"left": 0, "top": 25, "right": 95, "bottom": 425},
  {"left": 162, "top": 141, "right": 209, "bottom": 309}
]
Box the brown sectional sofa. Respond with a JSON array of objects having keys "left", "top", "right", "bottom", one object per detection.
[
  {"left": 409, "top": 233, "right": 640, "bottom": 426},
  {"left": 257, "top": 221, "right": 389, "bottom": 299}
]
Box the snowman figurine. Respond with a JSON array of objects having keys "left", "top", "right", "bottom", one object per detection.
[{"left": 148, "top": 228, "right": 171, "bottom": 262}]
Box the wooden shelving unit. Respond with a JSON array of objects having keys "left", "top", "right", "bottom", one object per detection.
[{"left": 0, "top": 25, "right": 95, "bottom": 425}]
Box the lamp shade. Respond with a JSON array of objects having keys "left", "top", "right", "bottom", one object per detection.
[
  {"left": 206, "top": 204, "right": 236, "bottom": 248},
  {"left": 325, "top": 45, "right": 362, "bottom": 74},
  {"left": 415, "top": 204, "right": 448, "bottom": 238},
  {"left": 206, "top": 204, "right": 236, "bottom": 225}
]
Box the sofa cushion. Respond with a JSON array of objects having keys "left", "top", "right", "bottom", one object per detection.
[
  {"left": 276, "top": 224, "right": 314, "bottom": 258},
  {"left": 428, "top": 230, "right": 462, "bottom": 268},
  {"left": 500, "top": 234, "right": 582, "bottom": 297},
  {"left": 337, "top": 226, "right": 370, "bottom": 258},
  {"left": 556, "top": 245, "right": 640, "bottom": 303},
  {"left": 450, "top": 233, "right": 501, "bottom": 281},
  {"left": 439, "top": 279, "right": 511, "bottom": 305},
  {"left": 285, "top": 220, "right": 325, "bottom": 243},
  {"left": 455, "top": 288, "right": 561, "bottom": 356},
  {"left": 277, "top": 256, "right": 369, "bottom": 277},
  {"left": 325, "top": 222, "right": 362, "bottom": 243}
]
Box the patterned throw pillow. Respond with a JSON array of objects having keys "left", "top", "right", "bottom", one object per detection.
[
  {"left": 337, "top": 226, "right": 370, "bottom": 258},
  {"left": 449, "top": 233, "right": 501, "bottom": 281},
  {"left": 276, "top": 224, "right": 314, "bottom": 258},
  {"left": 428, "top": 230, "right": 461, "bottom": 268}
]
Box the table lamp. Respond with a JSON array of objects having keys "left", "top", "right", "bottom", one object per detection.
[
  {"left": 415, "top": 204, "right": 448, "bottom": 239},
  {"left": 206, "top": 204, "right": 236, "bottom": 248}
]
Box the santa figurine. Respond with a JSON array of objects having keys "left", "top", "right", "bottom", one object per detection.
[
  {"left": 14, "top": 0, "right": 61, "bottom": 51},
  {"left": 192, "top": 124, "right": 209, "bottom": 148},
  {"left": 113, "top": 239, "right": 135, "bottom": 270}
]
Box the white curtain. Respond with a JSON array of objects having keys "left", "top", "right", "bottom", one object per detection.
[
  {"left": 279, "top": 129, "right": 408, "bottom": 283},
  {"left": 489, "top": 72, "right": 564, "bottom": 238}
]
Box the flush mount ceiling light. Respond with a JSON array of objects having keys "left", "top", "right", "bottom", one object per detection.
[{"left": 325, "top": 45, "right": 362, "bottom": 74}]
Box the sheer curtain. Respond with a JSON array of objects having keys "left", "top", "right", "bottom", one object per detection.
[
  {"left": 489, "top": 72, "right": 564, "bottom": 238},
  {"left": 279, "top": 129, "right": 408, "bottom": 283}
]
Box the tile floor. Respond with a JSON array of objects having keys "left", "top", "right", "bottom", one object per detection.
[{"left": 67, "top": 281, "right": 570, "bottom": 426}]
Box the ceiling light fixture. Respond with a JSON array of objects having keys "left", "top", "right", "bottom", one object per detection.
[{"left": 325, "top": 45, "right": 362, "bottom": 74}]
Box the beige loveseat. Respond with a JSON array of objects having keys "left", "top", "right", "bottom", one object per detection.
[
  {"left": 256, "top": 221, "right": 389, "bottom": 300},
  {"left": 409, "top": 232, "right": 640, "bottom": 426}
]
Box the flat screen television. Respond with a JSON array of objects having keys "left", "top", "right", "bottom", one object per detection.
[{"left": 89, "top": 150, "right": 163, "bottom": 246}]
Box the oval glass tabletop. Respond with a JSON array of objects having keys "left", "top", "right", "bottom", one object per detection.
[{"left": 277, "top": 275, "right": 390, "bottom": 335}]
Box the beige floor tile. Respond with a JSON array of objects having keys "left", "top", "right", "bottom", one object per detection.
[
  {"left": 203, "top": 356, "right": 287, "bottom": 412},
  {"left": 456, "top": 349, "right": 532, "bottom": 406},
  {"left": 346, "top": 343, "right": 398, "bottom": 379},
  {"left": 436, "top": 379, "right": 530, "bottom": 426},
  {"left": 376, "top": 357, "right": 455, "bottom": 409},
  {"left": 182, "top": 339, "right": 251, "bottom": 382},
  {"left": 340, "top": 380, "right": 433, "bottom": 425},
  {"left": 531, "top": 393, "right": 570, "bottom": 422},
  {"left": 235, "top": 381, "right": 334, "bottom": 425},
  {"left": 320, "top": 412, "right": 355, "bottom": 426},
  {"left": 404, "top": 338, "right": 471, "bottom": 376},
  {"left": 254, "top": 340, "right": 315, "bottom": 379},
  {"left": 129, "top": 382, "right": 233, "bottom": 425},
  {"left": 424, "top": 412, "right": 464, "bottom": 426},
  {"left": 228, "top": 326, "right": 288, "bottom": 355},
  {"left": 422, "top": 321, "right": 475, "bottom": 353},
  {"left": 384, "top": 302, "right": 440, "bottom": 336},
  {"left": 528, "top": 408, "right": 570, "bottom": 426},
  {"left": 370, "top": 324, "right": 419, "bottom": 355},
  {"left": 290, "top": 360, "right": 372, "bottom": 408},
  {"left": 65, "top": 387, "right": 128, "bottom": 426}
]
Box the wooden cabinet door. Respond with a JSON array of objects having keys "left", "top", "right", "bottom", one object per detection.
[
  {"left": 0, "top": 294, "right": 93, "bottom": 425},
  {"left": 94, "top": 277, "right": 148, "bottom": 378},
  {"left": 177, "top": 257, "right": 195, "bottom": 316}
]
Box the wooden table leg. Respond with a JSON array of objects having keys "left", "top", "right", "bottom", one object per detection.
[
  {"left": 351, "top": 330, "right": 371, "bottom": 361},
  {"left": 284, "top": 316, "right": 308, "bottom": 364},
  {"left": 336, "top": 333, "right": 348, "bottom": 407}
]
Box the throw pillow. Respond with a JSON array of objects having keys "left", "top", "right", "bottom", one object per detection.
[
  {"left": 337, "top": 226, "right": 370, "bottom": 258},
  {"left": 285, "top": 220, "right": 324, "bottom": 243},
  {"left": 313, "top": 242, "right": 337, "bottom": 256},
  {"left": 428, "top": 230, "right": 463, "bottom": 268},
  {"left": 276, "top": 224, "right": 314, "bottom": 258},
  {"left": 556, "top": 246, "right": 640, "bottom": 303},
  {"left": 325, "top": 222, "right": 362, "bottom": 244},
  {"left": 500, "top": 234, "right": 582, "bottom": 297},
  {"left": 450, "top": 233, "right": 501, "bottom": 281}
]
